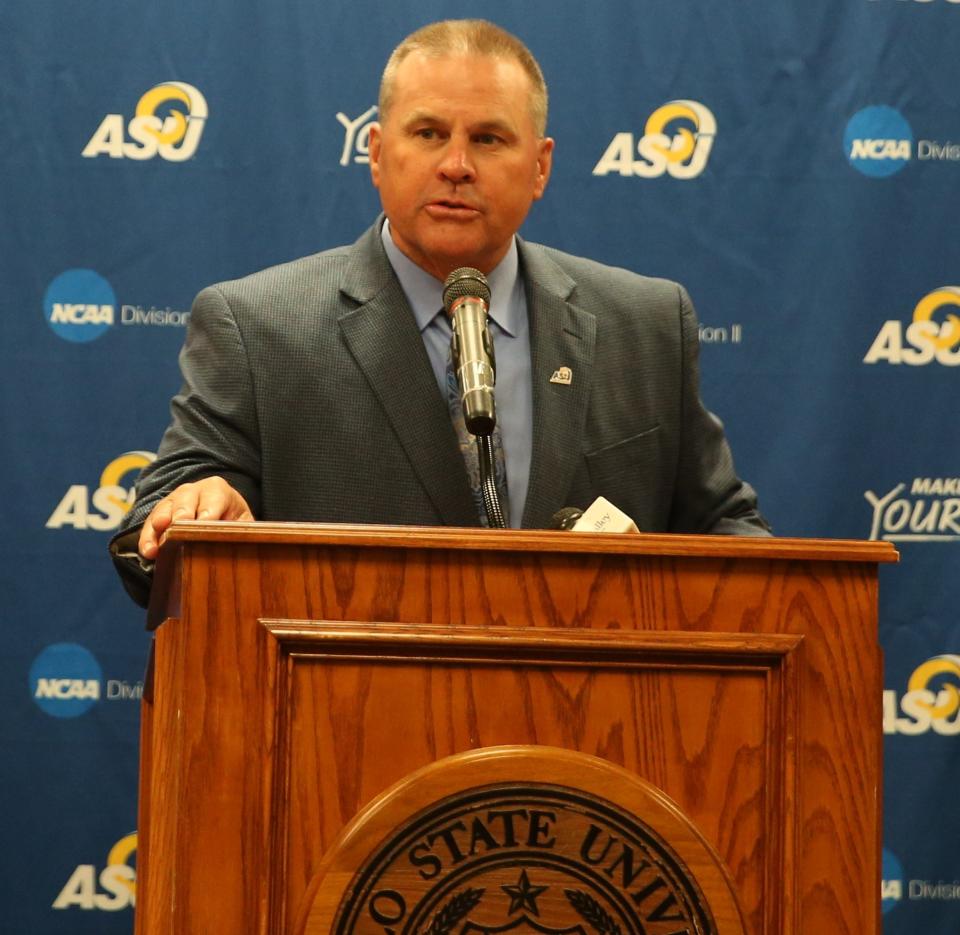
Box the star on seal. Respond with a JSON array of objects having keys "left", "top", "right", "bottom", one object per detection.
[{"left": 502, "top": 869, "right": 549, "bottom": 916}]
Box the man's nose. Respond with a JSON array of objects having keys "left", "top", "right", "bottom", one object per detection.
[{"left": 437, "top": 142, "right": 476, "bottom": 183}]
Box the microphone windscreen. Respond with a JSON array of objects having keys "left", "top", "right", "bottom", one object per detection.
[
  {"left": 549, "top": 506, "right": 584, "bottom": 531},
  {"left": 443, "top": 267, "right": 491, "bottom": 311}
]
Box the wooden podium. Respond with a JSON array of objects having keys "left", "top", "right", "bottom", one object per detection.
[{"left": 137, "top": 522, "right": 896, "bottom": 935}]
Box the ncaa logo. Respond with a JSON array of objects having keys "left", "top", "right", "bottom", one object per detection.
[
  {"left": 44, "top": 269, "right": 116, "bottom": 342},
  {"left": 30, "top": 643, "right": 102, "bottom": 718},
  {"left": 882, "top": 848, "right": 903, "bottom": 914},
  {"left": 844, "top": 106, "right": 913, "bottom": 177}
]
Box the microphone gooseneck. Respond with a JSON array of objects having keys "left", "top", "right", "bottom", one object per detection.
[
  {"left": 478, "top": 434, "right": 508, "bottom": 529},
  {"left": 443, "top": 267, "right": 506, "bottom": 529}
]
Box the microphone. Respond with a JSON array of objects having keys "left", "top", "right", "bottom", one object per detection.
[
  {"left": 550, "top": 507, "right": 584, "bottom": 530},
  {"left": 443, "top": 267, "right": 496, "bottom": 435}
]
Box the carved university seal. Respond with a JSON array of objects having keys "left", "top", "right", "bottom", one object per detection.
[{"left": 331, "top": 783, "right": 716, "bottom": 934}]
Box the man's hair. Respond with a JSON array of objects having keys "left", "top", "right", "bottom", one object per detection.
[{"left": 378, "top": 19, "right": 549, "bottom": 136}]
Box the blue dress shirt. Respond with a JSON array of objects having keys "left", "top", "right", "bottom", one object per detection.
[{"left": 381, "top": 221, "right": 533, "bottom": 527}]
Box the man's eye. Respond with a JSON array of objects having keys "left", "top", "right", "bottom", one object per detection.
[
  {"left": 416, "top": 128, "right": 438, "bottom": 140},
  {"left": 475, "top": 133, "right": 501, "bottom": 145}
]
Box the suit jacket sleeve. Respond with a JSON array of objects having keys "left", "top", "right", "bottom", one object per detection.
[
  {"left": 668, "top": 284, "right": 769, "bottom": 535},
  {"left": 527, "top": 241, "right": 770, "bottom": 537},
  {"left": 109, "top": 284, "right": 264, "bottom": 605}
]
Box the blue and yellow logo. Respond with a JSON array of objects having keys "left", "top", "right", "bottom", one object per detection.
[
  {"left": 53, "top": 832, "right": 137, "bottom": 911},
  {"left": 134, "top": 82, "right": 206, "bottom": 148},
  {"left": 884, "top": 655, "right": 960, "bottom": 735},
  {"left": 46, "top": 450, "right": 155, "bottom": 531},
  {"left": 912, "top": 287, "right": 960, "bottom": 352},
  {"left": 83, "top": 81, "right": 208, "bottom": 161},
  {"left": 908, "top": 655, "right": 960, "bottom": 721},
  {"left": 593, "top": 100, "right": 716, "bottom": 179},
  {"left": 864, "top": 286, "right": 960, "bottom": 366},
  {"left": 642, "top": 101, "right": 716, "bottom": 171}
]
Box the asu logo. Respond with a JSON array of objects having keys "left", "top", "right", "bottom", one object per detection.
[
  {"left": 82, "top": 82, "right": 208, "bottom": 161},
  {"left": 53, "top": 832, "right": 137, "bottom": 911},
  {"left": 864, "top": 286, "right": 960, "bottom": 366},
  {"left": 593, "top": 100, "right": 716, "bottom": 179},
  {"left": 884, "top": 655, "right": 960, "bottom": 736},
  {"left": 46, "top": 450, "right": 155, "bottom": 531}
]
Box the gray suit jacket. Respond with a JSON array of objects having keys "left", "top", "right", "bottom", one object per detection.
[{"left": 112, "top": 219, "right": 769, "bottom": 604}]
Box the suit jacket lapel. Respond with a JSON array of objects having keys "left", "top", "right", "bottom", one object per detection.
[
  {"left": 336, "top": 222, "right": 479, "bottom": 526},
  {"left": 519, "top": 241, "right": 597, "bottom": 528}
]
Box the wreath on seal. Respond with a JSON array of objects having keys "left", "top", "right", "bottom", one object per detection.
[{"left": 423, "top": 887, "right": 626, "bottom": 934}]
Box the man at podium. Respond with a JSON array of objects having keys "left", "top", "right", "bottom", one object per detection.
[{"left": 110, "top": 18, "right": 770, "bottom": 606}]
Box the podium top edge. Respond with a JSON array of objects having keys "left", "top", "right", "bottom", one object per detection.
[{"left": 160, "top": 521, "right": 899, "bottom": 564}]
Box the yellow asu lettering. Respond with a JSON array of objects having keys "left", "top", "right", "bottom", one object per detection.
[
  {"left": 46, "top": 451, "right": 155, "bottom": 532},
  {"left": 884, "top": 656, "right": 960, "bottom": 736},
  {"left": 46, "top": 484, "right": 132, "bottom": 531},
  {"left": 864, "top": 287, "right": 960, "bottom": 366},
  {"left": 82, "top": 82, "right": 207, "bottom": 162},
  {"left": 593, "top": 101, "right": 716, "bottom": 179},
  {"left": 53, "top": 833, "right": 137, "bottom": 911}
]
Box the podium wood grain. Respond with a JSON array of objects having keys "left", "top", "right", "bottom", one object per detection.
[{"left": 137, "top": 522, "right": 895, "bottom": 935}]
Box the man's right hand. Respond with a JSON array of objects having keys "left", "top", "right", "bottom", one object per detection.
[{"left": 138, "top": 476, "right": 254, "bottom": 560}]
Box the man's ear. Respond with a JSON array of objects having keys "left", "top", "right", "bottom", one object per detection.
[
  {"left": 368, "top": 122, "right": 382, "bottom": 189},
  {"left": 533, "top": 137, "right": 555, "bottom": 200}
]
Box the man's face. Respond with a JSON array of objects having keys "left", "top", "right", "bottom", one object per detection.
[{"left": 369, "top": 51, "right": 554, "bottom": 281}]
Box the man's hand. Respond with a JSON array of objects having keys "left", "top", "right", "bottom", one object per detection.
[{"left": 138, "top": 477, "right": 253, "bottom": 560}]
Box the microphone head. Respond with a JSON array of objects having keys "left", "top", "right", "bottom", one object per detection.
[
  {"left": 443, "top": 267, "right": 491, "bottom": 313},
  {"left": 549, "top": 506, "right": 584, "bottom": 531}
]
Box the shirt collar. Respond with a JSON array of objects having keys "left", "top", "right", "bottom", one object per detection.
[{"left": 381, "top": 219, "right": 522, "bottom": 336}]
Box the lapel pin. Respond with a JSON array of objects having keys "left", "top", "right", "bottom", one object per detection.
[{"left": 549, "top": 366, "right": 573, "bottom": 385}]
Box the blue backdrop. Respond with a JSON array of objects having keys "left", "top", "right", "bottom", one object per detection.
[{"left": 2, "top": 1, "right": 957, "bottom": 931}]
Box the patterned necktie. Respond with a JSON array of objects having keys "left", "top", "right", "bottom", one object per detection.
[{"left": 445, "top": 344, "right": 510, "bottom": 527}]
